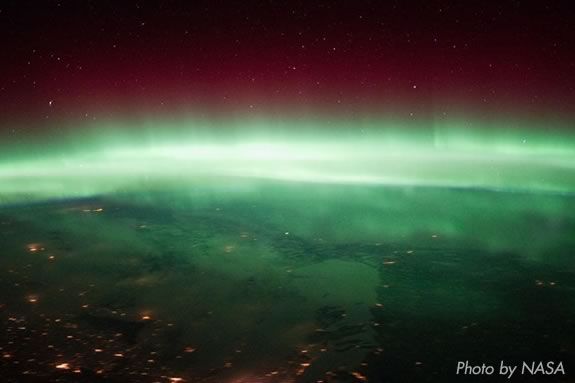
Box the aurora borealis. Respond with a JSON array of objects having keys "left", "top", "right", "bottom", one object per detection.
[
  {"left": 2, "top": 116, "right": 575, "bottom": 204},
  {"left": 1, "top": 1, "right": 575, "bottom": 383},
  {"left": 1, "top": 1, "right": 575, "bottom": 202}
]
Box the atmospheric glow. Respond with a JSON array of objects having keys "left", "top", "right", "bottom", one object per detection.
[{"left": 1, "top": 116, "right": 575, "bottom": 204}]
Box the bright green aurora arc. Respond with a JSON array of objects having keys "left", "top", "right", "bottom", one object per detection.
[{"left": 1, "top": 115, "right": 575, "bottom": 203}]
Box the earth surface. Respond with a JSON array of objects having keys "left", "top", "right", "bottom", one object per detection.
[{"left": 1, "top": 182, "right": 574, "bottom": 382}]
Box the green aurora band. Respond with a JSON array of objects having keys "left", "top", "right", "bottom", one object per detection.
[{"left": 1, "top": 115, "right": 575, "bottom": 203}]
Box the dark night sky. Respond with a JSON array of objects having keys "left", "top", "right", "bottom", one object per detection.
[{"left": 1, "top": 0, "right": 575, "bottom": 123}]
